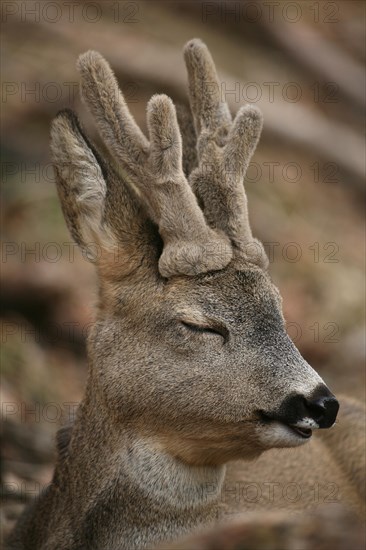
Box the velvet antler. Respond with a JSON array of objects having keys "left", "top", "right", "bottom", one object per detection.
[
  {"left": 77, "top": 51, "right": 232, "bottom": 277},
  {"left": 184, "top": 39, "right": 268, "bottom": 268}
]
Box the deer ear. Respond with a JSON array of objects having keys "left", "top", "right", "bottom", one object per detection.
[{"left": 50, "top": 109, "right": 107, "bottom": 251}]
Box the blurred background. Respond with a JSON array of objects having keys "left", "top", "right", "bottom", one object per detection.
[{"left": 1, "top": 0, "right": 365, "bottom": 539}]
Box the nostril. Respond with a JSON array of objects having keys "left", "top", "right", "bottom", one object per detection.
[
  {"left": 305, "top": 396, "right": 339, "bottom": 429},
  {"left": 306, "top": 398, "right": 327, "bottom": 422}
]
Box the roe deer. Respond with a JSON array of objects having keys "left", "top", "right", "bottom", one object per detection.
[{"left": 7, "top": 39, "right": 365, "bottom": 550}]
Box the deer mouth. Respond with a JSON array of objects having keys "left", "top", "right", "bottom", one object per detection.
[
  {"left": 259, "top": 412, "right": 315, "bottom": 440},
  {"left": 288, "top": 425, "right": 312, "bottom": 439}
]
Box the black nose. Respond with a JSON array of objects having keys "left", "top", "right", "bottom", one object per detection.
[
  {"left": 273, "top": 385, "right": 339, "bottom": 429},
  {"left": 304, "top": 393, "right": 339, "bottom": 428}
]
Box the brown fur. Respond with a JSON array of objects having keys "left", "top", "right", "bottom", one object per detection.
[
  {"left": 7, "top": 39, "right": 365, "bottom": 550},
  {"left": 159, "top": 506, "right": 365, "bottom": 550}
]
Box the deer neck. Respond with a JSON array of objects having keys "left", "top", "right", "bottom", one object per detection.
[
  {"left": 118, "top": 436, "right": 226, "bottom": 512},
  {"left": 66, "top": 385, "right": 226, "bottom": 536}
]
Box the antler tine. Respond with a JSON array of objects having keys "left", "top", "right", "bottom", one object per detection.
[
  {"left": 76, "top": 50, "right": 232, "bottom": 278},
  {"left": 77, "top": 51, "right": 149, "bottom": 166},
  {"left": 184, "top": 39, "right": 231, "bottom": 136},
  {"left": 147, "top": 94, "right": 182, "bottom": 178},
  {"left": 184, "top": 39, "right": 266, "bottom": 266},
  {"left": 146, "top": 94, "right": 232, "bottom": 277},
  {"left": 225, "top": 105, "right": 263, "bottom": 177},
  {"left": 221, "top": 104, "right": 263, "bottom": 244}
]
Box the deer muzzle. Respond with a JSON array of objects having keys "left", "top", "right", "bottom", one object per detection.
[{"left": 262, "top": 384, "right": 339, "bottom": 439}]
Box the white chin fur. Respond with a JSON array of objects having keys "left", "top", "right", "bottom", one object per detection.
[
  {"left": 293, "top": 417, "right": 319, "bottom": 430},
  {"left": 258, "top": 421, "right": 311, "bottom": 448}
]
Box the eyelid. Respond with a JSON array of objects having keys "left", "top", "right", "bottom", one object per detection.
[{"left": 180, "top": 320, "right": 229, "bottom": 342}]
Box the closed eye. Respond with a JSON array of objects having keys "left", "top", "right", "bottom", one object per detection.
[{"left": 180, "top": 321, "right": 229, "bottom": 342}]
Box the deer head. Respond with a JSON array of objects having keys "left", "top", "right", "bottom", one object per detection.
[{"left": 50, "top": 39, "right": 338, "bottom": 467}]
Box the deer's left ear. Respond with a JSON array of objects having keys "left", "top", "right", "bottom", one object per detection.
[
  {"left": 51, "top": 109, "right": 160, "bottom": 278},
  {"left": 50, "top": 109, "right": 107, "bottom": 251}
]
